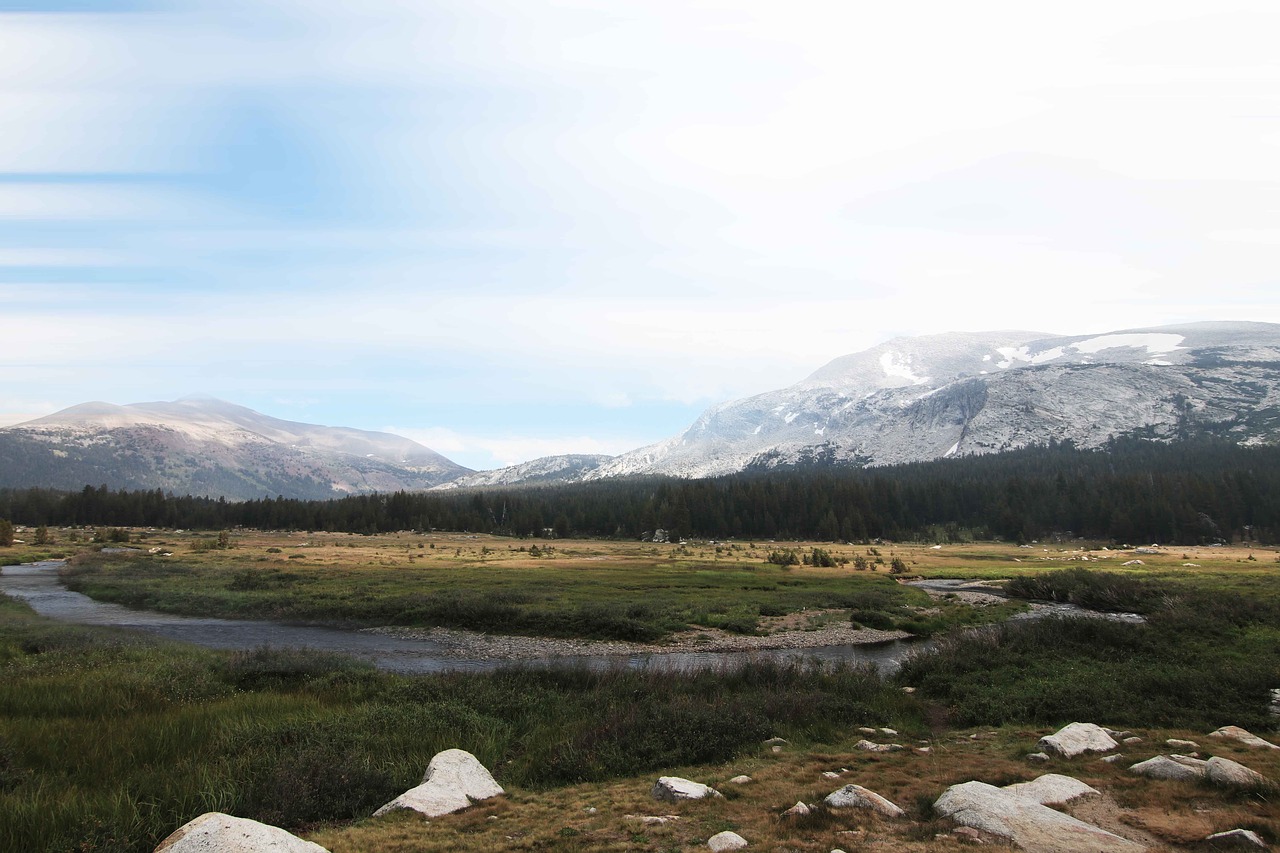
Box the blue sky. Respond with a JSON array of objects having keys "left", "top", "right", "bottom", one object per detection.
[{"left": 3, "top": 1, "right": 1280, "bottom": 470}]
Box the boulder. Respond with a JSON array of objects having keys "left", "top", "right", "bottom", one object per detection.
[
  {"left": 652, "top": 776, "right": 722, "bottom": 801},
  {"left": 934, "top": 781, "right": 1145, "bottom": 853},
  {"left": 854, "top": 739, "right": 901, "bottom": 752},
  {"left": 1166, "top": 739, "right": 1199, "bottom": 750},
  {"left": 707, "top": 830, "right": 748, "bottom": 851},
  {"left": 824, "top": 783, "right": 905, "bottom": 818},
  {"left": 374, "top": 749, "right": 504, "bottom": 818},
  {"left": 822, "top": 771, "right": 842, "bottom": 779},
  {"left": 1026, "top": 752, "right": 1051, "bottom": 763},
  {"left": 727, "top": 775, "right": 753, "bottom": 785},
  {"left": 1205, "top": 757, "right": 1271, "bottom": 790},
  {"left": 781, "top": 801, "right": 811, "bottom": 818},
  {"left": 1129, "top": 756, "right": 1205, "bottom": 782},
  {"left": 1205, "top": 829, "right": 1267, "bottom": 849},
  {"left": 1038, "top": 722, "right": 1119, "bottom": 758},
  {"left": 154, "top": 813, "right": 329, "bottom": 853},
  {"left": 1002, "top": 774, "right": 1099, "bottom": 806},
  {"left": 1209, "top": 726, "right": 1280, "bottom": 750}
]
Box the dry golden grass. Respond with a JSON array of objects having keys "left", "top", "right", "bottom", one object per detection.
[{"left": 305, "top": 724, "right": 1280, "bottom": 852}]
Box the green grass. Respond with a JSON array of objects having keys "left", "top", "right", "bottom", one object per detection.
[
  {"left": 59, "top": 550, "right": 966, "bottom": 641},
  {"left": 0, "top": 592, "right": 917, "bottom": 852},
  {"left": 897, "top": 569, "right": 1280, "bottom": 729}
]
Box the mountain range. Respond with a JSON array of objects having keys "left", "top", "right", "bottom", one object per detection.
[
  {"left": 0, "top": 396, "right": 470, "bottom": 500},
  {"left": 3, "top": 321, "right": 1278, "bottom": 499}
]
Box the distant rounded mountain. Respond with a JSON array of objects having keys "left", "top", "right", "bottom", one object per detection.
[{"left": 0, "top": 396, "right": 471, "bottom": 500}]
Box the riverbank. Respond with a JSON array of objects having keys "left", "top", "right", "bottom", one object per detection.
[{"left": 365, "top": 614, "right": 912, "bottom": 660}]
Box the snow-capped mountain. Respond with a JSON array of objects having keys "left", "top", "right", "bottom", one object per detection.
[
  {"left": 433, "top": 454, "right": 615, "bottom": 490},
  {"left": 0, "top": 396, "right": 471, "bottom": 500},
  {"left": 568, "top": 321, "right": 1280, "bottom": 481}
]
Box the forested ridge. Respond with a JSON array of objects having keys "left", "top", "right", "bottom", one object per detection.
[{"left": 2, "top": 437, "right": 1278, "bottom": 544}]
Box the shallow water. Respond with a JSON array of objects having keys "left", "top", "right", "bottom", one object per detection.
[{"left": 0, "top": 561, "right": 923, "bottom": 674}]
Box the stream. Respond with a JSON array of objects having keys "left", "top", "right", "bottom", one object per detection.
[{"left": 0, "top": 560, "right": 925, "bottom": 674}]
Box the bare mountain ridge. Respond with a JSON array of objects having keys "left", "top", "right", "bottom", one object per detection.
[
  {"left": 459, "top": 321, "right": 1280, "bottom": 486},
  {"left": 0, "top": 396, "right": 471, "bottom": 500}
]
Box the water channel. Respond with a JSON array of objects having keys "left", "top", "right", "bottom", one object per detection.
[{"left": 0, "top": 560, "right": 925, "bottom": 674}]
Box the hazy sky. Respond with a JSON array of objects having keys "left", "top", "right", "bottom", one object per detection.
[{"left": 3, "top": 1, "right": 1279, "bottom": 470}]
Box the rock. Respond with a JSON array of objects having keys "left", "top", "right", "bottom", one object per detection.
[
  {"left": 901, "top": 686, "right": 916, "bottom": 693},
  {"left": 781, "top": 801, "right": 811, "bottom": 818},
  {"left": 822, "top": 771, "right": 842, "bottom": 779},
  {"left": 1104, "top": 729, "right": 1134, "bottom": 739},
  {"left": 934, "top": 782, "right": 1144, "bottom": 852},
  {"left": 1038, "top": 722, "right": 1119, "bottom": 758},
  {"left": 916, "top": 747, "right": 933, "bottom": 754},
  {"left": 1123, "top": 736, "right": 1144, "bottom": 744},
  {"left": 1026, "top": 752, "right": 1051, "bottom": 763},
  {"left": 375, "top": 749, "right": 504, "bottom": 818},
  {"left": 1205, "top": 829, "right": 1267, "bottom": 848},
  {"left": 652, "top": 776, "right": 722, "bottom": 801},
  {"left": 854, "top": 739, "right": 902, "bottom": 752},
  {"left": 154, "top": 813, "right": 330, "bottom": 853},
  {"left": 625, "top": 814, "right": 679, "bottom": 825},
  {"left": 858, "top": 726, "right": 878, "bottom": 735},
  {"left": 763, "top": 737, "right": 788, "bottom": 746},
  {"left": 1129, "top": 755, "right": 1206, "bottom": 782},
  {"left": 879, "top": 727, "right": 899, "bottom": 736},
  {"left": 1209, "top": 726, "right": 1280, "bottom": 750},
  {"left": 707, "top": 830, "right": 748, "bottom": 851},
  {"left": 1101, "top": 754, "right": 1125, "bottom": 764},
  {"left": 1166, "top": 739, "right": 1199, "bottom": 750},
  {"left": 953, "top": 825, "right": 986, "bottom": 844},
  {"left": 771, "top": 745, "right": 783, "bottom": 753},
  {"left": 1205, "top": 756, "right": 1271, "bottom": 790},
  {"left": 1002, "top": 774, "right": 1100, "bottom": 806},
  {"left": 727, "top": 775, "right": 753, "bottom": 785},
  {"left": 824, "top": 783, "right": 905, "bottom": 818}
]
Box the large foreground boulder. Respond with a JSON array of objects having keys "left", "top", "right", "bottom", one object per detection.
[
  {"left": 934, "top": 781, "right": 1145, "bottom": 852},
  {"left": 374, "top": 749, "right": 504, "bottom": 818},
  {"left": 154, "top": 813, "right": 329, "bottom": 853},
  {"left": 824, "top": 783, "right": 905, "bottom": 818},
  {"left": 707, "top": 830, "right": 748, "bottom": 850},
  {"left": 1037, "top": 723, "right": 1118, "bottom": 758}
]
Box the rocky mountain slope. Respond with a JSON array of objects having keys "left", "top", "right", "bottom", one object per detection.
[
  {"left": 0, "top": 397, "right": 470, "bottom": 500},
  {"left": 434, "top": 454, "right": 615, "bottom": 490},
  {"left": 472, "top": 321, "right": 1280, "bottom": 486},
  {"left": 582, "top": 321, "right": 1280, "bottom": 480}
]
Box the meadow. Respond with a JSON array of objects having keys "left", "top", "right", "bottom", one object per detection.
[{"left": 3, "top": 529, "right": 1279, "bottom": 851}]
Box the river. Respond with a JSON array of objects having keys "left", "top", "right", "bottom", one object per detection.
[{"left": 0, "top": 560, "right": 924, "bottom": 674}]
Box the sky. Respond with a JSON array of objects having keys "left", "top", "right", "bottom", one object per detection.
[{"left": 2, "top": 1, "right": 1279, "bottom": 471}]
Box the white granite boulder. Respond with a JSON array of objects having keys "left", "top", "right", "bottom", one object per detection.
[
  {"left": 1205, "top": 756, "right": 1271, "bottom": 790},
  {"left": 934, "top": 781, "right": 1145, "bottom": 853},
  {"left": 374, "top": 749, "right": 504, "bottom": 818},
  {"left": 1209, "top": 726, "right": 1280, "bottom": 750},
  {"left": 1002, "top": 774, "right": 1099, "bottom": 806},
  {"left": 781, "top": 800, "right": 811, "bottom": 818},
  {"left": 154, "top": 813, "right": 329, "bottom": 853},
  {"left": 824, "top": 783, "right": 905, "bottom": 818},
  {"left": 652, "top": 776, "right": 722, "bottom": 801},
  {"left": 1037, "top": 722, "right": 1118, "bottom": 758},
  {"left": 1129, "top": 755, "right": 1206, "bottom": 782},
  {"left": 1205, "top": 829, "right": 1267, "bottom": 849},
  {"left": 707, "top": 830, "right": 748, "bottom": 850}
]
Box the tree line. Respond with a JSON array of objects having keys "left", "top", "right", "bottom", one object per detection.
[{"left": 1, "top": 437, "right": 1278, "bottom": 544}]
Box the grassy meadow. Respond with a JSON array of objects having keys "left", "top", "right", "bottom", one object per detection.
[{"left": 3, "top": 529, "right": 1280, "bottom": 851}]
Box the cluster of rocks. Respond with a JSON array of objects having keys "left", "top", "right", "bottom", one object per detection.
[
  {"left": 370, "top": 619, "right": 909, "bottom": 660},
  {"left": 154, "top": 721, "right": 1279, "bottom": 852},
  {"left": 154, "top": 749, "right": 505, "bottom": 853}
]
